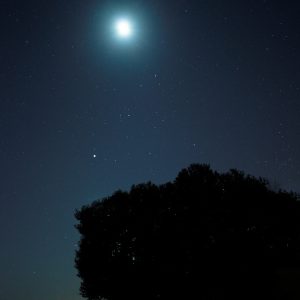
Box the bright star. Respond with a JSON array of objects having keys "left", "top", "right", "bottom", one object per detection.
[{"left": 115, "top": 19, "right": 132, "bottom": 38}]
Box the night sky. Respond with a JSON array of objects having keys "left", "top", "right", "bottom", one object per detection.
[{"left": 1, "top": 1, "right": 300, "bottom": 299}]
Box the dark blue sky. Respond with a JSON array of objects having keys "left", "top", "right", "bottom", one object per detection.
[{"left": 0, "top": 1, "right": 299, "bottom": 299}]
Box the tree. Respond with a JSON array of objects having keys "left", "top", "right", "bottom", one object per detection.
[{"left": 75, "top": 164, "right": 300, "bottom": 300}]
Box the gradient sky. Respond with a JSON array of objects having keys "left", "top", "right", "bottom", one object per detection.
[{"left": 1, "top": 1, "right": 299, "bottom": 299}]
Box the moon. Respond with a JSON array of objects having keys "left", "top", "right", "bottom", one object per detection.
[{"left": 115, "top": 19, "right": 133, "bottom": 38}]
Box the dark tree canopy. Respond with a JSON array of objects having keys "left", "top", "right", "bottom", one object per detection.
[{"left": 75, "top": 164, "right": 300, "bottom": 300}]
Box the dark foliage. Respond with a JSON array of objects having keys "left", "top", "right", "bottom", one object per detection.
[{"left": 75, "top": 164, "right": 300, "bottom": 300}]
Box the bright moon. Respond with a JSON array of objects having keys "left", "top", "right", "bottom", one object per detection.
[{"left": 115, "top": 19, "right": 132, "bottom": 38}]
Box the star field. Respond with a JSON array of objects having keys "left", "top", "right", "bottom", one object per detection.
[{"left": 0, "top": 1, "right": 299, "bottom": 299}]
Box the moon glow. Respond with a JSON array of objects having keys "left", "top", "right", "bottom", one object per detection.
[{"left": 115, "top": 19, "right": 133, "bottom": 38}]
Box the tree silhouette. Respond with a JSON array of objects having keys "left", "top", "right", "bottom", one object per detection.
[{"left": 75, "top": 164, "right": 300, "bottom": 300}]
